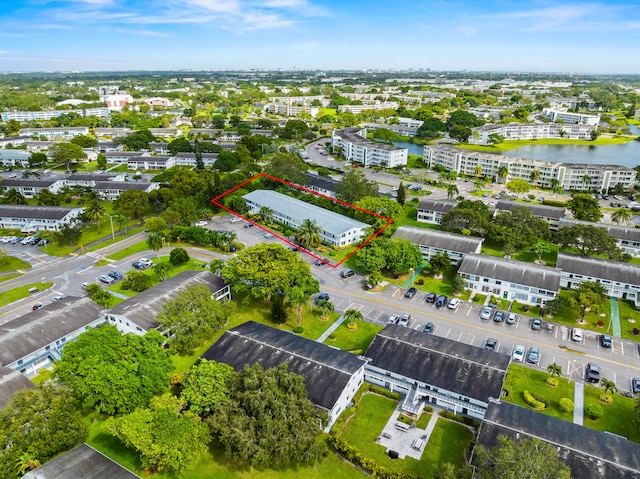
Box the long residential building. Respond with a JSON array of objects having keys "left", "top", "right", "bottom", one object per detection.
[
  {"left": 332, "top": 127, "right": 408, "bottom": 168},
  {"left": 495, "top": 200, "right": 565, "bottom": 231},
  {"left": 542, "top": 108, "right": 601, "bottom": 125},
  {"left": 423, "top": 145, "right": 635, "bottom": 192},
  {"left": 243, "top": 190, "right": 368, "bottom": 246},
  {"left": 468, "top": 122, "right": 597, "bottom": 145},
  {"left": 18, "top": 127, "right": 90, "bottom": 140},
  {"left": 2, "top": 107, "right": 109, "bottom": 122},
  {"left": 0, "top": 205, "right": 83, "bottom": 233},
  {"left": 558, "top": 218, "right": 640, "bottom": 257},
  {"left": 392, "top": 226, "right": 484, "bottom": 265}
]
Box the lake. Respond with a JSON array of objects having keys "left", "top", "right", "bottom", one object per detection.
[{"left": 393, "top": 124, "right": 640, "bottom": 168}]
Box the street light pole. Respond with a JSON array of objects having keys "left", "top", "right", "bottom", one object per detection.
[{"left": 106, "top": 214, "right": 115, "bottom": 241}]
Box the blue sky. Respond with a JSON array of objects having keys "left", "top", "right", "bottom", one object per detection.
[{"left": 1, "top": 0, "right": 639, "bottom": 73}]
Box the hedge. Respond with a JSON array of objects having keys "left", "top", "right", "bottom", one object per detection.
[
  {"left": 559, "top": 397, "right": 574, "bottom": 413},
  {"left": 439, "top": 410, "right": 480, "bottom": 428},
  {"left": 523, "top": 390, "right": 546, "bottom": 410},
  {"left": 586, "top": 403, "right": 603, "bottom": 419}
]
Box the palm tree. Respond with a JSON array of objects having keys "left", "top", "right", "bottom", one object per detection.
[
  {"left": 582, "top": 174, "right": 593, "bottom": 191},
  {"left": 473, "top": 178, "right": 486, "bottom": 192},
  {"left": 611, "top": 207, "right": 632, "bottom": 225},
  {"left": 316, "top": 299, "right": 334, "bottom": 321},
  {"left": 497, "top": 165, "right": 509, "bottom": 183},
  {"left": 344, "top": 308, "right": 363, "bottom": 330},
  {"left": 146, "top": 232, "right": 164, "bottom": 258},
  {"left": 474, "top": 166, "right": 482, "bottom": 177},
  {"left": 530, "top": 170, "right": 541, "bottom": 183},
  {"left": 115, "top": 214, "right": 129, "bottom": 234},
  {"left": 289, "top": 286, "right": 311, "bottom": 328},
  {"left": 152, "top": 261, "right": 173, "bottom": 281},
  {"left": 89, "top": 289, "right": 115, "bottom": 308},
  {"left": 84, "top": 199, "right": 106, "bottom": 233},
  {"left": 553, "top": 184, "right": 564, "bottom": 198},
  {"left": 4, "top": 188, "right": 27, "bottom": 205},
  {"left": 258, "top": 206, "right": 274, "bottom": 224},
  {"left": 15, "top": 452, "right": 41, "bottom": 475},
  {"left": 209, "top": 258, "right": 225, "bottom": 275},
  {"left": 220, "top": 230, "right": 237, "bottom": 251},
  {"left": 296, "top": 219, "right": 322, "bottom": 247},
  {"left": 601, "top": 378, "right": 617, "bottom": 397},
  {"left": 546, "top": 362, "right": 562, "bottom": 377},
  {"left": 447, "top": 184, "right": 459, "bottom": 199}
]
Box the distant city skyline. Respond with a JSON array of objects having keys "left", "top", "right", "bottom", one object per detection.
[{"left": 1, "top": 0, "right": 639, "bottom": 73}]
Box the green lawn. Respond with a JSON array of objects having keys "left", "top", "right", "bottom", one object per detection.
[
  {"left": 502, "top": 364, "right": 575, "bottom": 421},
  {"left": 421, "top": 419, "right": 472, "bottom": 472},
  {"left": 617, "top": 300, "right": 640, "bottom": 339},
  {"left": 386, "top": 268, "right": 471, "bottom": 301},
  {"left": 480, "top": 239, "right": 558, "bottom": 266},
  {"left": 324, "top": 320, "right": 383, "bottom": 353},
  {"left": 583, "top": 384, "right": 640, "bottom": 442},
  {"left": 86, "top": 226, "right": 146, "bottom": 254},
  {"left": 106, "top": 240, "right": 151, "bottom": 261},
  {"left": 547, "top": 291, "right": 614, "bottom": 337},
  {"left": 0, "top": 282, "right": 54, "bottom": 307},
  {"left": 0, "top": 255, "right": 32, "bottom": 272},
  {"left": 0, "top": 273, "right": 22, "bottom": 283}
]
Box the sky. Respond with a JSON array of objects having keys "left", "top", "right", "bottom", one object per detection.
[{"left": 0, "top": 0, "right": 639, "bottom": 73}]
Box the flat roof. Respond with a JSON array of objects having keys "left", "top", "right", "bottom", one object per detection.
[
  {"left": 557, "top": 252, "right": 640, "bottom": 285},
  {"left": 335, "top": 127, "right": 407, "bottom": 152},
  {"left": 393, "top": 226, "right": 484, "bottom": 254}
]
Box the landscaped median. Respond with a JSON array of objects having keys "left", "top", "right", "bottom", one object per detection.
[{"left": 0, "top": 282, "right": 54, "bottom": 307}]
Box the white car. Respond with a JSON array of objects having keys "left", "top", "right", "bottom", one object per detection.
[
  {"left": 447, "top": 298, "right": 461, "bottom": 310},
  {"left": 139, "top": 258, "right": 153, "bottom": 267},
  {"left": 230, "top": 217, "right": 242, "bottom": 223},
  {"left": 512, "top": 345, "right": 525, "bottom": 362},
  {"left": 571, "top": 328, "right": 584, "bottom": 342},
  {"left": 194, "top": 221, "right": 208, "bottom": 227},
  {"left": 480, "top": 307, "right": 493, "bottom": 320}
]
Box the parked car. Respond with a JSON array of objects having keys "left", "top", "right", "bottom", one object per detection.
[
  {"left": 32, "top": 302, "right": 43, "bottom": 311},
  {"left": 263, "top": 233, "right": 273, "bottom": 238},
  {"left": 484, "top": 338, "right": 497, "bottom": 351},
  {"left": 435, "top": 295, "right": 448, "bottom": 309},
  {"left": 512, "top": 345, "right": 525, "bottom": 362},
  {"left": 132, "top": 261, "right": 146, "bottom": 270},
  {"left": 108, "top": 271, "right": 124, "bottom": 280},
  {"left": 447, "top": 298, "right": 460, "bottom": 310},
  {"left": 194, "top": 221, "right": 208, "bottom": 227},
  {"left": 314, "top": 258, "right": 326, "bottom": 266},
  {"left": 37, "top": 239, "right": 50, "bottom": 246},
  {"left": 600, "top": 334, "right": 612, "bottom": 348},
  {"left": 387, "top": 314, "right": 400, "bottom": 325},
  {"left": 425, "top": 293, "right": 437, "bottom": 303},
  {"left": 585, "top": 363, "right": 601, "bottom": 384},
  {"left": 243, "top": 222, "right": 254, "bottom": 228},
  {"left": 340, "top": 269, "right": 356, "bottom": 279},
  {"left": 571, "top": 328, "right": 584, "bottom": 342},
  {"left": 506, "top": 312, "right": 517, "bottom": 325},
  {"left": 139, "top": 258, "right": 153, "bottom": 267},
  {"left": 493, "top": 311, "right": 505, "bottom": 323},
  {"left": 527, "top": 347, "right": 540, "bottom": 365},
  {"left": 230, "top": 217, "right": 242, "bottom": 223},
  {"left": 52, "top": 295, "right": 64, "bottom": 302},
  {"left": 81, "top": 282, "right": 91, "bottom": 291},
  {"left": 404, "top": 287, "right": 417, "bottom": 299},
  {"left": 314, "top": 293, "right": 329, "bottom": 304},
  {"left": 422, "top": 322, "right": 434, "bottom": 334},
  {"left": 531, "top": 318, "right": 542, "bottom": 330},
  {"left": 632, "top": 378, "right": 640, "bottom": 394},
  {"left": 480, "top": 306, "right": 493, "bottom": 320},
  {"left": 21, "top": 236, "right": 34, "bottom": 245},
  {"left": 99, "top": 275, "right": 115, "bottom": 284},
  {"left": 398, "top": 313, "right": 411, "bottom": 327}
]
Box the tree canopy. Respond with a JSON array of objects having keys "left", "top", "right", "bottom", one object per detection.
[
  {"left": 54, "top": 325, "right": 173, "bottom": 414},
  {"left": 334, "top": 170, "right": 379, "bottom": 204},
  {"left": 354, "top": 237, "right": 422, "bottom": 274},
  {"left": 181, "top": 359, "right": 234, "bottom": 416},
  {"left": 208, "top": 363, "right": 327, "bottom": 469},
  {"left": 569, "top": 281, "right": 607, "bottom": 321},
  {"left": 554, "top": 224, "right": 622, "bottom": 259},
  {"left": 566, "top": 194, "right": 602, "bottom": 222},
  {"left": 264, "top": 153, "right": 309, "bottom": 185},
  {"left": 490, "top": 206, "right": 550, "bottom": 249}
]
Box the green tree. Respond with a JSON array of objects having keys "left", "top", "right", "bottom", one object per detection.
[
  {"left": 146, "top": 232, "right": 163, "bottom": 258},
  {"left": 35, "top": 189, "right": 62, "bottom": 206},
  {"left": 344, "top": 308, "right": 363, "bottom": 329},
  {"left": 221, "top": 243, "right": 318, "bottom": 302},
  {"left": 474, "top": 435, "right": 571, "bottom": 479},
  {"left": 547, "top": 362, "right": 562, "bottom": 377},
  {"left": 105, "top": 394, "right": 209, "bottom": 475},
  {"left": 611, "top": 207, "right": 632, "bottom": 225},
  {"left": 54, "top": 325, "right": 172, "bottom": 415},
  {"left": 84, "top": 199, "right": 106, "bottom": 233},
  {"left": 334, "top": 170, "right": 379, "bottom": 204},
  {"left": 566, "top": 193, "right": 602, "bottom": 222},
  {"left": 554, "top": 224, "right": 619, "bottom": 258},
  {"left": 264, "top": 153, "right": 309, "bottom": 185},
  {"left": 54, "top": 223, "right": 82, "bottom": 246},
  {"left": 601, "top": 378, "right": 617, "bottom": 400},
  {"left": 144, "top": 216, "right": 167, "bottom": 233},
  {"left": 96, "top": 153, "right": 107, "bottom": 170},
  {"left": 270, "top": 294, "right": 288, "bottom": 324},
  {"left": 354, "top": 196, "right": 403, "bottom": 230},
  {"left": 447, "top": 183, "right": 459, "bottom": 199},
  {"left": 396, "top": 181, "right": 406, "bottom": 206},
  {"left": 48, "top": 142, "right": 87, "bottom": 171},
  {"left": 0, "top": 385, "right": 87, "bottom": 479},
  {"left": 169, "top": 247, "right": 190, "bottom": 265},
  {"left": 448, "top": 124, "right": 472, "bottom": 143},
  {"left": 181, "top": 359, "right": 234, "bottom": 416},
  {"left": 581, "top": 174, "right": 593, "bottom": 190},
  {"left": 288, "top": 284, "right": 312, "bottom": 329},
  {"left": 125, "top": 270, "right": 152, "bottom": 292},
  {"left": 569, "top": 281, "right": 607, "bottom": 321},
  {"left": 451, "top": 275, "right": 465, "bottom": 295},
  {"left": 497, "top": 165, "right": 509, "bottom": 183},
  {"left": 529, "top": 240, "right": 552, "bottom": 263},
  {"left": 316, "top": 299, "right": 334, "bottom": 321},
  {"left": 89, "top": 288, "right": 115, "bottom": 308},
  {"left": 3, "top": 188, "right": 27, "bottom": 205},
  {"left": 258, "top": 206, "right": 274, "bottom": 224},
  {"left": 152, "top": 261, "right": 173, "bottom": 281},
  {"left": 156, "top": 284, "right": 236, "bottom": 353},
  {"left": 429, "top": 251, "right": 451, "bottom": 277},
  {"left": 167, "top": 137, "right": 193, "bottom": 155},
  {"left": 353, "top": 239, "right": 388, "bottom": 272},
  {"left": 296, "top": 218, "right": 323, "bottom": 247},
  {"left": 15, "top": 453, "right": 42, "bottom": 475},
  {"left": 28, "top": 152, "right": 48, "bottom": 169},
  {"left": 113, "top": 189, "right": 149, "bottom": 218},
  {"left": 530, "top": 170, "right": 541, "bottom": 183},
  {"left": 69, "top": 134, "right": 97, "bottom": 148},
  {"left": 209, "top": 364, "right": 327, "bottom": 468},
  {"left": 506, "top": 178, "right": 531, "bottom": 197},
  {"left": 384, "top": 238, "right": 423, "bottom": 274},
  {"left": 118, "top": 129, "right": 157, "bottom": 151}
]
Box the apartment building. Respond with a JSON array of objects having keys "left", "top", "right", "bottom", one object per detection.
[
  {"left": 18, "top": 127, "right": 89, "bottom": 140},
  {"left": 542, "top": 108, "right": 601, "bottom": 125},
  {"left": 332, "top": 127, "right": 408, "bottom": 168},
  {"left": 469, "top": 123, "right": 597, "bottom": 145},
  {"left": 2, "top": 107, "right": 109, "bottom": 122}
]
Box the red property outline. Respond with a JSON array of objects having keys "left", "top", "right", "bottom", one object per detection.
[{"left": 211, "top": 173, "right": 394, "bottom": 268}]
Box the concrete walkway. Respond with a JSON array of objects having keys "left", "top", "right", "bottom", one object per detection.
[
  {"left": 402, "top": 260, "right": 428, "bottom": 288},
  {"left": 610, "top": 298, "right": 621, "bottom": 338},
  {"left": 574, "top": 382, "right": 584, "bottom": 426},
  {"left": 316, "top": 315, "right": 346, "bottom": 343}
]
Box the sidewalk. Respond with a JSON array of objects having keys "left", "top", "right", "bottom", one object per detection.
[
  {"left": 610, "top": 298, "right": 621, "bottom": 338},
  {"left": 574, "top": 382, "right": 584, "bottom": 426},
  {"left": 316, "top": 314, "right": 346, "bottom": 343}
]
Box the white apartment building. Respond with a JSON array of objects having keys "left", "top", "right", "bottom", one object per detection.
[
  {"left": 263, "top": 103, "right": 319, "bottom": 118},
  {"left": 469, "top": 123, "right": 597, "bottom": 145},
  {"left": 0, "top": 179, "right": 67, "bottom": 198},
  {"left": 0, "top": 205, "right": 84, "bottom": 233},
  {"left": 332, "top": 127, "right": 408, "bottom": 168},
  {"left": 423, "top": 145, "right": 635, "bottom": 191},
  {"left": 2, "top": 107, "right": 109, "bottom": 122},
  {"left": 392, "top": 226, "right": 484, "bottom": 265},
  {"left": 19, "top": 127, "right": 90, "bottom": 140},
  {"left": 542, "top": 108, "right": 601, "bottom": 125},
  {"left": 336, "top": 102, "right": 399, "bottom": 114}
]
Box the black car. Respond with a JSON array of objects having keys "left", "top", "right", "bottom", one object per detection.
[
  {"left": 315, "top": 258, "right": 326, "bottom": 266},
  {"left": 243, "top": 222, "right": 254, "bottom": 228},
  {"left": 108, "top": 271, "right": 124, "bottom": 280},
  {"left": 585, "top": 363, "right": 601, "bottom": 384},
  {"left": 132, "top": 261, "right": 145, "bottom": 270},
  {"left": 404, "top": 287, "right": 417, "bottom": 299},
  {"left": 425, "top": 293, "right": 437, "bottom": 303},
  {"left": 229, "top": 245, "right": 237, "bottom": 252},
  {"left": 493, "top": 311, "right": 505, "bottom": 322},
  {"left": 340, "top": 269, "right": 356, "bottom": 278},
  {"left": 484, "top": 338, "right": 497, "bottom": 351},
  {"left": 314, "top": 293, "right": 330, "bottom": 304},
  {"left": 600, "top": 334, "right": 612, "bottom": 348},
  {"left": 435, "top": 295, "right": 448, "bottom": 308},
  {"left": 422, "top": 322, "right": 434, "bottom": 334}
]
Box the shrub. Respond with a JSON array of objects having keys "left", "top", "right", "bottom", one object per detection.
[
  {"left": 284, "top": 229, "right": 292, "bottom": 237},
  {"left": 366, "top": 383, "right": 402, "bottom": 401},
  {"left": 633, "top": 328, "right": 639, "bottom": 336},
  {"left": 120, "top": 279, "right": 132, "bottom": 291},
  {"left": 597, "top": 319, "right": 604, "bottom": 327},
  {"left": 559, "top": 398, "right": 574, "bottom": 413},
  {"left": 439, "top": 410, "right": 480, "bottom": 428},
  {"left": 528, "top": 194, "right": 536, "bottom": 200},
  {"left": 523, "top": 390, "right": 546, "bottom": 410},
  {"left": 586, "top": 403, "right": 603, "bottom": 419},
  {"left": 599, "top": 393, "right": 613, "bottom": 404},
  {"left": 417, "top": 278, "right": 424, "bottom": 286},
  {"left": 169, "top": 247, "right": 189, "bottom": 265},
  {"left": 546, "top": 377, "right": 559, "bottom": 388},
  {"left": 293, "top": 326, "right": 304, "bottom": 334}
]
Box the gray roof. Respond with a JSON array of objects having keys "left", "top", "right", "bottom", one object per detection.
[
  {"left": 0, "top": 297, "right": 103, "bottom": 366},
  {"left": 174, "top": 152, "right": 219, "bottom": 159},
  {"left": 202, "top": 321, "right": 366, "bottom": 411},
  {"left": 0, "top": 179, "right": 59, "bottom": 188},
  {"left": 243, "top": 190, "right": 368, "bottom": 237},
  {"left": 393, "top": 226, "right": 484, "bottom": 254},
  {"left": 559, "top": 218, "right": 640, "bottom": 243},
  {"left": 365, "top": 325, "right": 509, "bottom": 403},
  {"left": 67, "top": 173, "right": 119, "bottom": 182},
  {"left": 0, "top": 205, "right": 83, "bottom": 221},
  {"left": 496, "top": 200, "right": 565, "bottom": 219},
  {"left": 476, "top": 400, "right": 640, "bottom": 479},
  {"left": 458, "top": 253, "right": 562, "bottom": 292},
  {"left": 418, "top": 199, "right": 458, "bottom": 213},
  {"left": 93, "top": 181, "right": 154, "bottom": 191},
  {"left": 305, "top": 173, "right": 338, "bottom": 192},
  {"left": 128, "top": 156, "right": 172, "bottom": 163},
  {"left": 108, "top": 271, "right": 227, "bottom": 331},
  {"left": 335, "top": 127, "right": 407, "bottom": 152},
  {"left": 103, "top": 151, "right": 143, "bottom": 158},
  {"left": 22, "top": 443, "right": 140, "bottom": 479},
  {"left": 556, "top": 252, "right": 640, "bottom": 285},
  {"left": 0, "top": 365, "right": 36, "bottom": 409},
  {"left": 0, "top": 150, "right": 30, "bottom": 159}
]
